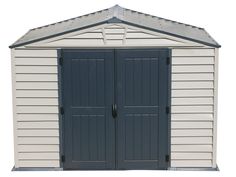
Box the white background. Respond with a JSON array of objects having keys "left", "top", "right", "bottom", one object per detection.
[{"left": 0, "top": 0, "right": 235, "bottom": 176}]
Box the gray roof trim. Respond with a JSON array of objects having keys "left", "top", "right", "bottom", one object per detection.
[
  {"left": 119, "top": 20, "right": 220, "bottom": 48},
  {"left": 9, "top": 5, "right": 221, "bottom": 48}
]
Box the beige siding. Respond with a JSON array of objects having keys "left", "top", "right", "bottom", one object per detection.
[
  {"left": 12, "top": 23, "right": 217, "bottom": 168},
  {"left": 18, "top": 137, "right": 59, "bottom": 144},
  {"left": 18, "top": 129, "right": 59, "bottom": 136},
  {"left": 171, "top": 48, "right": 215, "bottom": 168},
  {"left": 171, "top": 137, "right": 213, "bottom": 144},
  {"left": 171, "top": 160, "right": 212, "bottom": 167},
  {"left": 13, "top": 49, "right": 59, "bottom": 167},
  {"left": 171, "top": 152, "right": 212, "bottom": 159},
  {"left": 18, "top": 160, "right": 60, "bottom": 168}
]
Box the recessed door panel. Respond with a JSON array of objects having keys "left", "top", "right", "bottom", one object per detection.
[
  {"left": 116, "top": 49, "right": 169, "bottom": 169},
  {"left": 62, "top": 50, "right": 115, "bottom": 170}
]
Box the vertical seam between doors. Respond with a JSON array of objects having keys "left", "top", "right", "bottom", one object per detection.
[{"left": 114, "top": 49, "right": 117, "bottom": 169}]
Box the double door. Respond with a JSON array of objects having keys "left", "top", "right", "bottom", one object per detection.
[{"left": 61, "top": 49, "right": 170, "bottom": 170}]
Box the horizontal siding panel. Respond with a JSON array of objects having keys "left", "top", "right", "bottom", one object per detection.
[
  {"left": 44, "top": 39, "right": 104, "bottom": 46},
  {"left": 126, "top": 32, "right": 160, "bottom": 38},
  {"left": 172, "top": 49, "right": 215, "bottom": 57},
  {"left": 172, "top": 65, "right": 214, "bottom": 73},
  {"left": 16, "top": 90, "right": 58, "bottom": 98},
  {"left": 18, "top": 160, "right": 59, "bottom": 167},
  {"left": 106, "top": 40, "right": 123, "bottom": 45},
  {"left": 171, "top": 106, "right": 213, "bottom": 113},
  {"left": 106, "top": 25, "right": 123, "bottom": 29},
  {"left": 15, "top": 58, "right": 57, "bottom": 65},
  {"left": 18, "top": 145, "right": 59, "bottom": 152},
  {"left": 92, "top": 29, "right": 102, "bottom": 32},
  {"left": 172, "top": 57, "right": 214, "bottom": 65},
  {"left": 172, "top": 89, "right": 213, "bottom": 97},
  {"left": 172, "top": 114, "right": 213, "bottom": 121},
  {"left": 171, "top": 160, "right": 212, "bottom": 167},
  {"left": 15, "top": 50, "right": 57, "bottom": 57},
  {"left": 106, "top": 34, "right": 124, "bottom": 40},
  {"left": 172, "top": 81, "right": 213, "bottom": 89},
  {"left": 171, "top": 97, "right": 213, "bottom": 105},
  {"left": 171, "top": 137, "right": 213, "bottom": 145},
  {"left": 172, "top": 74, "right": 214, "bottom": 81},
  {"left": 16, "top": 98, "right": 58, "bottom": 106},
  {"left": 125, "top": 38, "right": 183, "bottom": 45},
  {"left": 16, "top": 106, "right": 58, "bottom": 113},
  {"left": 16, "top": 82, "right": 58, "bottom": 89},
  {"left": 69, "top": 32, "right": 103, "bottom": 39},
  {"left": 16, "top": 74, "right": 58, "bottom": 81},
  {"left": 172, "top": 121, "right": 213, "bottom": 129},
  {"left": 17, "top": 121, "right": 59, "bottom": 129},
  {"left": 17, "top": 114, "right": 58, "bottom": 121},
  {"left": 171, "top": 152, "right": 212, "bottom": 160},
  {"left": 126, "top": 28, "right": 139, "bottom": 32},
  {"left": 172, "top": 145, "right": 212, "bottom": 152},
  {"left": 18, "top": 137, "right": 59, "bottom": 144},
  {"left": 105, "top": 28, "right": 125, "bottom": 33},
  {"left": 172, "top": 129, "right": 213, "bottom": 137},
  {"left": 16, "top": 66, "right": 58, "bottom": 74},
  {"left": 18, "top": 152, "right": 59, "bottom": 160},
  {"left": 18, "top": 129, "right": 59, "bottom": 137}
]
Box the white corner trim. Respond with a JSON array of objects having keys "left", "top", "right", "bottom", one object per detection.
[
  {"left": 212, "top": 48, "right": 219, "bottom": 168},
  {"left": 11, "top": 49, "right": 19, "bottom": 167}
]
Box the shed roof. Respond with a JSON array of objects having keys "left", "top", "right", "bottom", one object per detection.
[{"left": 10, "top": 5, "right": 220, "bottom": 48}]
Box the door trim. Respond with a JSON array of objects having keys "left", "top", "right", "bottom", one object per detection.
[
  {"left": 57, "top": 49, "right": 64, "bottom": 168},
  {"left": 166, "top": 49, "right": 171, "bottom": 168},
  {"left": 57, "top": 48, "right": 171, "bottom": 170}
]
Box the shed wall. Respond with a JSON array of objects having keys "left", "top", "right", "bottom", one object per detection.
[
  {"left": 171, "top": 48, "right": 215, "bottom": 168},
  {"left": 12, "top": 49, "right": 59, "bottom": 167},
  {"left": 11, "top": 23, "right": 217, "bottom": 168}
]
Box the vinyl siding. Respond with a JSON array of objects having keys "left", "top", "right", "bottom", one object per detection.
[
  {"left": 171, "top": 48, "right": 215, "bottom": 168},
  {"left": 12, "top": 23, "right": 217, "bottom": 168},
  {"left": 12, "top": 49, "right": 59, "bottom": 168}
]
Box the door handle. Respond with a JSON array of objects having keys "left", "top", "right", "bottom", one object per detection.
[{"left": 112, "top": 104, "right": 117, "bottom": 118}]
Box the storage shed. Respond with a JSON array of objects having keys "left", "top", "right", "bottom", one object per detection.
[{"left": 10, "top": 5, "right": 220, "bottom": 170}]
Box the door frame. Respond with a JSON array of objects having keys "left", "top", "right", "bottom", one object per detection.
[{"left": 57, "top": 48, "right": 172, "bottom": 170}]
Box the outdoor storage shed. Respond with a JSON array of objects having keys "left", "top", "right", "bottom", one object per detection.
[{"left": 10, "top": 5, "right": 220, "bottom": 170}]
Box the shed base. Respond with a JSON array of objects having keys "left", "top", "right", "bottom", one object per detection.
[
  {"left": 12, "top": 165, "right": 219, "bottom": 171},
  {"left": 12, "top": 166, "right": 63, "bottom": 171},
  {"left": 168, "top": 165, "right": 219, "bottom": 171}
]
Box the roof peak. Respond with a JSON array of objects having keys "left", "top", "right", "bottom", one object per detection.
[
  {"left": 112, "top": 4, "right": 122, "bottom": 8},
  {"left": 109, "top": 4, "right": 123, "bottom": 17}
]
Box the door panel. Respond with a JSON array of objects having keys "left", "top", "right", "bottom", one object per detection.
[
  {"left": 116, "top": 49, "right": 169, "bottom": 169},
  {"left": 62, "top": 50, "right": 115, "bottom": 170}
]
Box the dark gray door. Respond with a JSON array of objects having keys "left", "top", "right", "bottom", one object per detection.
[
  {"left": 116, "top": 49, "right": 170, "bottom": 169},
  {"left": 61, "top": 50, "right": 115, "bottom": 170},
  {"left": 61, "top": 49, "right": 170, "bottom": 170}
]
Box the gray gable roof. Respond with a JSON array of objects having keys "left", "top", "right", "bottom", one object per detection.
[{"left": 10, "top": 5, "right": 220, "bottom": 48}]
